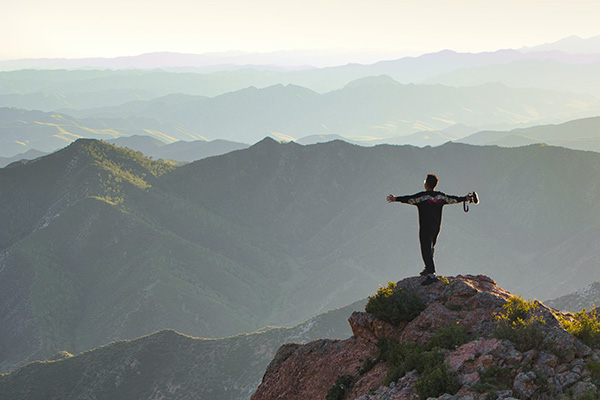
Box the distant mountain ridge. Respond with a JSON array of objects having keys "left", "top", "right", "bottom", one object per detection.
[
  {"left": 2, "top": 36, "right": 600, "bottom": 70},
  {"left": 3, "top": 41, "right": 600, "bottom": 98},
  {"left": 106, "top": 135, "right": 249, "bottom": 162},
  {"left": 457, "top": 116, "right": 600, "bottom": 152},
  {"left": 4, "top": 77, "right": 598, "bottom": 157},
  {"left": 423, "top": 59, "right": 600, "bottom": 96},
  {"left": 521, "top": 34, "right": 600, "bottom": 54},
  {"left": 0, "top": 107, "right": 205, "bottom": 157},
  {"left": 0, "top": 149, "right": 47, "bottom": 168},
  {"left": 54, "top": 80, "right": 600, "bottom": 144}
]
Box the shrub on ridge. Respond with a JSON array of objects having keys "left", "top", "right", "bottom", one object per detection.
[{"left": 365, "top": 282, "right": 425, "bottom": 325}]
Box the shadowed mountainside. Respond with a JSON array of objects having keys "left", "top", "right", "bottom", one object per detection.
[{"left": 2, "top": 138, "right": 600, "bottom": 373}]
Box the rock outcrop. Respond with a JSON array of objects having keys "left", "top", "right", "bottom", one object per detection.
[{"left": 252, "top": 275, "right": 600, "bottom": 400}]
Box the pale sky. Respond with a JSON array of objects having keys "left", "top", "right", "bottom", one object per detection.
[{"left": 3, "top": 0, "right": 600, "bottom": 61}]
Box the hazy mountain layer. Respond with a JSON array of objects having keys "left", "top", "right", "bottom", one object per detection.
[
  {"left": 2, "top": 45, "right": 599, "bottom": 91},
  {"left": 0, "top": 107, "right": 205, "bottom": 157},
  {"left": 458, "top": 116, "right": 600, "bottom": 151},
  {"left": 5, "top": 76, "right": 599, "bottom": 157},
  {"left": 106, "top": 136, "right": 249, "bottom": 162},
  {"left": 2, "top": 138, "right": 600, "bottom": 373},
  {"left": 424, "top": 59, "right": 600, "bottom": 96},
  {"left": 52, "top": 79, "right": 600, "bottom": 144},
  {"left": 0, "top": 150, "right": 47, "bottom": 168}
]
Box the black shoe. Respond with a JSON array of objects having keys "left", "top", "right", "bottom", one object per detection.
[
  {"left": 421, "top": 275, "right": 439, "bottom": 286},
  {"left": 419, "top": 269, "right": 428, "bottom": 277}
]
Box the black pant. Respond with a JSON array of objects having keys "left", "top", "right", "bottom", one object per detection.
[{"left": 419, "top": 231, "right": 438, "bottom": 274}]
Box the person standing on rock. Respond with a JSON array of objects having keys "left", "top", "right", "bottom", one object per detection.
[{"left": 387, "top": 174, "right": 475, "bottom": 286}]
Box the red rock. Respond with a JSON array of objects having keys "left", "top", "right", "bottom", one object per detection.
[
  {"left": 349, "top": 311, "right": 406, "bottom": 342},
  {"left": 251, "top": 337, "right": 377, "bottom": 400},
  {"left": 252, "top": 274, "right": 600, "bottom": 400}
]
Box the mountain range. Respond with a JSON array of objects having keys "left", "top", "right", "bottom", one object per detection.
[
  {"left": 2, "top": 76, "right": 599, "bottom": 157},
  {"left": 3, "top": 34, "right": 600, "bottom": 398},
  {"left": 7, "top": 115, "right": 600, "bottom": 167},
  {"left": 73, "top": 78, "right": 600, "bottom": 142},
  {"left": 2, "top": 35, "right": 600, "bottom": 72},
  {"left": 3, "top": 35, "right": 600, "bottom": 159},
  {"left": 2, "top": 138, "right": 600, "bottom": 375},
  {"left": 3, "top": 50, "right": 600, "bottom": 102},
  {"left": 423, "top": 59, "right": 600, "bottom": 96},
  {"left": 105, "top": 136, "right": 248, "bottom": 163},
  {"left": 457, "top": 116, "right": 600, "bottom": 151}
]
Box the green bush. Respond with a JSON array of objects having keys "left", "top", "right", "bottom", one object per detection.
[
  {"left": 586, "top": 360, "right": 600, "bottom": 380},
  {"left": 365, "top": 282, "right": 425, "bottom": 325},
  {"left": 570, "top": 388, "right": 600, "bottom": 400},
  {"left": 376, "top": 339, "right": 459, "bottom": 398},
  {"left": 484, "top": 392, "right": 499, "bottom": 400},
  {"left": 357, "top": 357, "right": 377, "bottom": 375},
  {"left": 325, "top": 374, "right": 354, "bottom": 400},
  {"left": 494, "top": 296, "right": 545, "bottom": 352},
  {"left": 377, "top": 340, "right": 433, "bottom": 385},
  {"left": 414, "top": 363, "right": 460, "bottom": 399},
  {"left": 499, "top": 296, "right": 537, "bottom": 323},
  {"left": 427, "top": 322, "right": 471, "bottom": 350},
  {"left": 473, "top": 366, "right": 514, "bottom": 393},
  {"left": 560, "top": 309, "right": 600, "bottom": 348},
  {"left": 377, "top": 323, "right": 471, "bottom": 387}
]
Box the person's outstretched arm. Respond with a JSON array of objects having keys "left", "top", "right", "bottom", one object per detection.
[
  {"left": 387, "top": 192, "right": 469, "bottom": 205},
  {"left": 443, "top": 193, "right": 469, "bottom": 204},
  {"left": 387, "top": 193, "right": 423, "bottom": 204}
]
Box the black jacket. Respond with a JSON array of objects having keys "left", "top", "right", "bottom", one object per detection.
[{"left": 395, "top": 191, "right": 467, "bottom": 236}]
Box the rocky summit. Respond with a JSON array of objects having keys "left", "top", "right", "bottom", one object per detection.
[{"left": 252, "top": 275, "right": 600, "bottom": 400}]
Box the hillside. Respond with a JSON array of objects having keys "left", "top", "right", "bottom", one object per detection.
[
  {"left": 253, "top": 275, "right": 600, "bottom": 400},
  {"left": 0, "top": 140, "right": 289, "bottom": 371},
  {"left": 3, "top": 138, "right": 600, "bottom": 373},
  {"left": 546, "top": 282, "right": 600, "bottom": 312},
  {"left": 0, "top": 107, "right": 205, "bottom": 157},
  {"left": 0, "top": 299, "right": 365, "bottom": 400},
  {"left": 458, "top": 117, "right": 600, "bottom": 152}
]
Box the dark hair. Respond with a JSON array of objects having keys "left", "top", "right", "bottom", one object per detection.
[{"left": 425, "top": 174, "right": 438, "bottom": 190}]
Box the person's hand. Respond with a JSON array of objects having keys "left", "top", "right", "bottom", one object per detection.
[{"left": 386, "top": 194, "right": 396, "bottom": 203}]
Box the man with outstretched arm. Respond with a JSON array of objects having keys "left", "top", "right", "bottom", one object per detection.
[{"left": 387, "top": 174, "right": 475, "bottom": 286}]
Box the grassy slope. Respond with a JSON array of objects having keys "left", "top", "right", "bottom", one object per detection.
[{"left": 0, "top": 140, "right": 300, "bottom": 371}]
